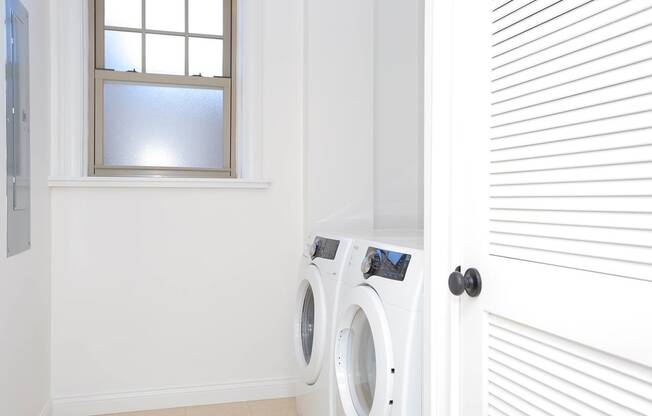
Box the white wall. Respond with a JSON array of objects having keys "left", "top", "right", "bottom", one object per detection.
[
  {"left": 303, "top": 0, "right": 375, "bottom": 230},
  {"left": 50, "top": 0, "right": 303, "bottom": 413},
  {"left": 0, "top": 0, "right": 51, "bottom": 415},
  {"left": 304, "top": 0, "right": 424, "bottom": 231},
  {"left": 373, "top": 0, "right": 424, "bottom": 229}
]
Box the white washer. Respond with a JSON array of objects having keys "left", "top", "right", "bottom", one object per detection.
[
  {"left": 333, "top": 233, "right": 424, "bottom": 416},
  {"left": 295, "top": 232, "right": 353, "bottom": 416}
]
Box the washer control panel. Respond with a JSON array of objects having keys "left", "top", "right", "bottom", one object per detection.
[
  {"left": 311, "top": 236, "right": 340, "bottom": 260},
  {"left": 362, "top": 247, "right": 412, "bottom": 281}
]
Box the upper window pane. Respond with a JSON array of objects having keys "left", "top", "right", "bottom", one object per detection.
[
  {"left": 105, "top": 30, "right": 142, "bottom": 72},
  {"left": 103, "top": 81, "right": 225, "bottom": 169},
  {"left": 105, "top": 0, "right": 142, "bottom": 29},
  {"left": 189, "top": 38, "right": 223, "bottom": 77},
  {"left": 146, "top": 34, "right": 185, "bottom": 75},
  {"left": 146, "top": 0, "right": 185, "bottom": 32},
  {"left": 189, "top": 0, "right": 223, "bottom": 36}
]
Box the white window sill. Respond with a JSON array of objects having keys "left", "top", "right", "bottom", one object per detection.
[{"left": 48, "top": 177, "right": 271, "bottom": 189}]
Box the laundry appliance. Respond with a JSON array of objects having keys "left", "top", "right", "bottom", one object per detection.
[
  {"left": 332, "top": 233, "right": 424, "bottom": 416},
  {"left": 295, "top": 232, "right": 354, "bottom": 416}
]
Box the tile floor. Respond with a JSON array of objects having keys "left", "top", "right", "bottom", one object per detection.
[{"left": 99, "top": 398, "right": 297, "bottom": 416}]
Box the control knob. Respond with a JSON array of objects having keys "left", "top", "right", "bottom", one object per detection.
[
  {"left": 309, "top": 240, "right": 320, "bottom": 258},
  {"left": 361, "top": 251, "right": 381, "bottom": 276}
]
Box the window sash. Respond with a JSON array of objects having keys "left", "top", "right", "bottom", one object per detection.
[{"left": 90, "top": 0, "right": 236, "bottom": 178}]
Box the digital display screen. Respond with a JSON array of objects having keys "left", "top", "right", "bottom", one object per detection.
[
  {"left": 312, "top": 237, "right": 340, "bottom": 260},
  {"left": 385, "top": 251, "right": 404, "bottom": 266}
]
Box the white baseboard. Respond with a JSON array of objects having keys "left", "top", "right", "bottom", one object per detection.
[
  {"left": 51, "top": 378, "right": 298, "bottom": 416},
  {"left": 39, "top": 401, "right": 52, "bottom": 416}
]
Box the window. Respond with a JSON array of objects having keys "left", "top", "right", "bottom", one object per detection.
[{"left": 91, "top": 0, "right": 235, "bottom": 178}]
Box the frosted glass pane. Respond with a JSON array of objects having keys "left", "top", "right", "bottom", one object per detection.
[
  {"left": 105, "top": 31, "right": 142, "bottom": 72},
  {"left": 146, "top": 34, "right": 185, "bottom": 75},
  {"left": 189, "top": 0, "right": 223, "bottom": 35},
  {"left": 105, "top": 0, "right": 142, "bottom": 28},
  {"left": 146, "top": 0, "right": 185, "bottom": 31},
  {"left": 189, "top": 38, "right": 223, "bottom": 77},
  {"left": 103, "top": 81, "right": 225, "bottom": 169}
]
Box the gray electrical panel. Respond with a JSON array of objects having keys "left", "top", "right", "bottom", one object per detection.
[{"left": 6, "top": 0, "right": 30, "bottom": 257}]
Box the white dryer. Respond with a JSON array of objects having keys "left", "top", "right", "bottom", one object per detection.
[
  {"left": 333, "top": 233, "right": 424, "bottom": 416},
  {"left": 296, "top": 232, "right": 353, "bottom": 416}
]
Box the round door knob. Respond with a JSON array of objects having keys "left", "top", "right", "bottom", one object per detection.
[
  {"left": 448, "top": 268, "right": 482, "bottom": 297},
  {"left": 448, "top": 271, "right": 466, "bottom": 296}
]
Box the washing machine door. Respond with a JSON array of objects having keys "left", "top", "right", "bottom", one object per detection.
[
  {"left": 294, "top": 264, "right": 327, "bottom": 385},
  {"left": 335, "top": 285, "right": 394, "bottom": 416}
]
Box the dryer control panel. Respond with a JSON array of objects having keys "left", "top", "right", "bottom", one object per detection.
[
  {"left": 311, "top": 236, "right": 340, "bottom": 260},
  {"left": 362, "top": 247, "right": 412, "bottom": 281}
]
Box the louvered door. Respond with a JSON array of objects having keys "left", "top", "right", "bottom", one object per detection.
[{"left": 450, "top": 0, "right": 652, "bottom": 414}]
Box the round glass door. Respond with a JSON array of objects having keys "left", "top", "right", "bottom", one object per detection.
[
  {"left": 335, "top": 285, "right": 394, "bottom": 416},
  {"left": 301, "top": 284, "right": 315, "bottom": 365},
  {"left": 347, "top": 308, "right": 377, "bottom": 415},
  {"left": 295, "top": 265, "right": 327, "bottom": 385}
]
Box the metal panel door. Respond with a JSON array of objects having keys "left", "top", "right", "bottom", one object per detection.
[
  {"left": 449, "top": 1, "right": 652, "bottom": 414},
  {"left": 6, "top": 0, "right": 30, "bottom": 257}
]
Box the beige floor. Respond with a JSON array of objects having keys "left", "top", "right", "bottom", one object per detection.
[{"left": 99, "top": 398, "right": 297, "bottom": 416}]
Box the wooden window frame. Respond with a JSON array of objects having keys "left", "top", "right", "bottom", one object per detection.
[{"left": 89, "top": 0, "right": 237, "bottom": 178}]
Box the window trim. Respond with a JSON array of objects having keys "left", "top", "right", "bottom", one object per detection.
[{"left": 89, "top": 0, "right": 237, "bottom": 178}]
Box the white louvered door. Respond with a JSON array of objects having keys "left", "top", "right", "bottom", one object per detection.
[{"left": 450, "top": 0, "right": 652, "bottom": 414}]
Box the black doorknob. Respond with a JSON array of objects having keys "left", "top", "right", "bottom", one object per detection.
[{"left": 448, "top": 267, "right": 482, "bottom": 297}]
